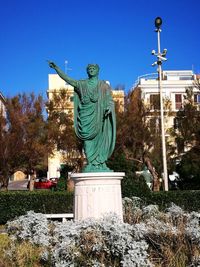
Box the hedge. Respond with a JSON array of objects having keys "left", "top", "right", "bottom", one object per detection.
[
  {"left": 145, "top": 190, "right": 200, "bottom": 212},
  {"left": 1, "top": 189, "right": 200, "bottom": 225},
  {"left": 0, "top": 191, "right": 73, "bottom": 224}
]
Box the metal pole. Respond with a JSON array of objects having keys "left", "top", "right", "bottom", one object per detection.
[{"left": 157, "top": 29, "right": 169, "bottom": 191}]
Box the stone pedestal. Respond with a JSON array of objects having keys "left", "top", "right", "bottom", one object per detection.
[{"left": 71, "top": 172, "right": 125, "bottom": 221}]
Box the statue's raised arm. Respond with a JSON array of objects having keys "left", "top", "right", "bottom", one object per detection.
[{"left": 48, "top": 60, "right": 78, "bottom": 88}]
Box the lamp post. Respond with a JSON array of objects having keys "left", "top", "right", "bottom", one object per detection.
[{"left": 152, "top": 17, "right": 169, "bottom": 191}]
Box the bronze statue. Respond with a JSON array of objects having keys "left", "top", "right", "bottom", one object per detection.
[{"left": 48, "top": 61, "right": 116, "bottom": 172}]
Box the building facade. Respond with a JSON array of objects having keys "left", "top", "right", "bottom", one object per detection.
[
  {"left": 132, "top": 70, "right": 200, "bottom": 147},
  {"left": 47, "top": 74, "right": 125, "bottom": 178}
]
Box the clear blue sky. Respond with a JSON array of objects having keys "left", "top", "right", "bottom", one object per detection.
[{"left": 1, "top": 0, "right": 200, "bottom": 98}]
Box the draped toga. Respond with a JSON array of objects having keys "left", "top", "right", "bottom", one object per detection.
[{"left": 74, "top": 80, "right": 116, "bottom": 172}]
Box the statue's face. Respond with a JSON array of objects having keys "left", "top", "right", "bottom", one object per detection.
[{"left": 87, "top": 65, "right": 99, "bottom": 77}]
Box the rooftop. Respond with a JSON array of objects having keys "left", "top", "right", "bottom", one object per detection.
[{"left": 133, "top": 70, "right": 196, "bottom": 89}]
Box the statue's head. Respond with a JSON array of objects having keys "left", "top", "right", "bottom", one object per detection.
[{"left": 86, "top": 64, "right": 100, "bottom": 78}]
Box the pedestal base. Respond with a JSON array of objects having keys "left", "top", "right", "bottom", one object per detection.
[{"left": 71, "top": 172, "right": 125, "bottom": 221}]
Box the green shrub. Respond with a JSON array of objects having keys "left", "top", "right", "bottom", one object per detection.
[
  {"left": 107, "top": 153, "right": 136, "bottom": 173},
  {"left": 107, "top": 153, "right": 151, "bottom": 198},
  {"left": 108, "top": 153, "right": 200, "bottom": 212},
  {"left": 55, "top": 176, "right": 67, "bottom": 191},
  {"left": 0, "top": 191, "right": 73, "bottom": 224},
  {"left": 121, "top": 173, "right": 151, "bottom": 198},
  {"left": 2, "top": 185, "right": 200, "bottom": 226},
  {"left": 146, "top": 190, "right": 200, "bottom": 212}
]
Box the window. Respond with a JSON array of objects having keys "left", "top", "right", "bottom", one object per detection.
[
  {"left": 194, "top": 94, "right": 200, "bottom": 104},
  {"left": 149, "top": 117, "right": 160, "bottom": 133},
  {"left": 173, "top": 118, "right": 179, "bottom": 130},
  {"left": 179, "top": 76, "right": 193, "bottom": 80},
  {"left": 175, "top": 94, "right": 182, "bottom": 110},
  {"left": 150, "top": 94, "right": 160, "bottom": 110}
]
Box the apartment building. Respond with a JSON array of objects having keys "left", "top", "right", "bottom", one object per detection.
[{"left": 132, "top": 70, "right": 200, "bottom": 135}]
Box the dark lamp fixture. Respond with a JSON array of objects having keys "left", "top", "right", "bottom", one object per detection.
[{"left": 155, "top": 17, "right": 162, "bottom": 28}]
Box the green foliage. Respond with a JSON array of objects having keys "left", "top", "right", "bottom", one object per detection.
[
  {"left": 56, "top": 176, "right": 67, "bottom": 191},
  {"left": 0, "top": 191, "right": 73, "bottom": 224},
  {"left": 146, "top": 190, "right": 200, "bottom": 212},
  {"left": 107, "top": 153, "right": 151, "bottom": 198},
  {"left": 174, "top": 88, "right": 200, "bottom": 145},
  {"left": 2, "top": 190, "right": 200, "bottom": 225},
  {"left": 176, "top": 146, "right": 200, "bottom": 189},
  {"left": 55, "top": 164, "right": 75, "bottom": 191},
  {"left": 169, "top": 88, "right": 200, "bottom": 189},
  {"left": 107, "top": 152, "right": 135, "bottom": 173},
  {"left": 122, "top": 174, "right": 151, "bottom": 198}
]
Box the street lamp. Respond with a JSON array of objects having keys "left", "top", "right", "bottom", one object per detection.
[
  {"left": 152, "top": 17, "right": 169, "bottom": 191},
  {"left": 155, "top": 17, "right": 162, "bottom": 28}
]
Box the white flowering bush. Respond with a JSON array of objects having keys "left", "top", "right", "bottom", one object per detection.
[
  {"left": 122, "top": 196, "right": 143, "bottom": 224},
  {"left": 3, "top": 198, "right": 200, "bottom": 267},
  {"left": 142, "top": 204, "right": 160, "bottom": 219},
  {"left": 186, "top": 211, "right": 200, "bottom": 245},
  {"left": 6, "top": 210, "right": 50, "bottom": 247},
  {"left": 53, "top": 217, "right": 152, "bottom": 266},
  {"left": 123, "top": 197, "right": 200, "bottom": 266},
  {"left": 6, "top": 211, "right": 152, "bottom": 267}
]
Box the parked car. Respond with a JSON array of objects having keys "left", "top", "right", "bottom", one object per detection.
[
  {"left": 27, "top": 177, "right": 59, "bottom": 190},
  {"left": 49, "top": 177, "right": 59, "bottom": 183},
  {"left": 34, "top": 177, "right": 58, "bottom": 190}
]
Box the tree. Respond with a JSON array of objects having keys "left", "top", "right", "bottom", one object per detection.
[
  {"left": 114, "top": 89, "right": 149, "bottom": 159},
  {"left": 176, "top": 146, "right": 200, "bottom": 189},
  {"left": 0, "top": 111, "right": 11, "bottom": 189},
  {"left": 20, "top": 94, "right": 50, "bottom": 173},
  {"left": 0, "top": 93, "right": 50, "bottom": 190},
  {"left": 174, "top": 88, "right": 200, "bottom": 148},
  {"left": 112, "top": 88, "right": 163, "bottom": 191},
  {"left": 171, "top": 87, "right": 200, "bottom": 189},
  {"left": 46, "top": 89, "right": 83, "bottom": 171},
  {"left": 0, "top": 95, "right": 26, "bottom": 189}
]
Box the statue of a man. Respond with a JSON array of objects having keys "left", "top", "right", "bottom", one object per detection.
[{"left": 48, "top": 62, "right": 116, "bottom": 172}]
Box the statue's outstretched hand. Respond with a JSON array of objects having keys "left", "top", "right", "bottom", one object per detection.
[{"left": 47, "top": 60, "right": 57, "bottom": 69}]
